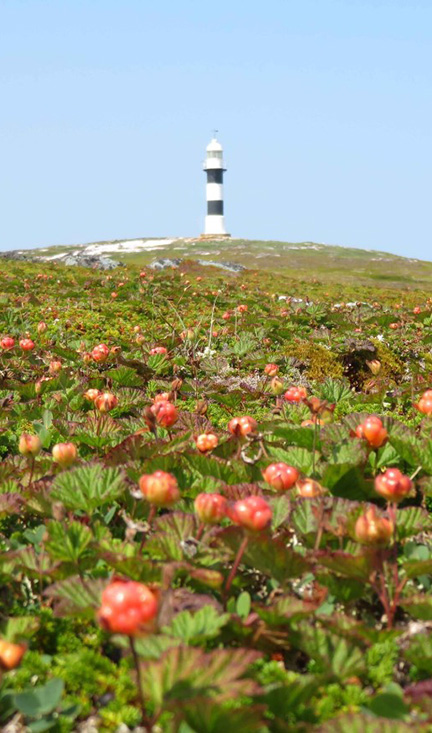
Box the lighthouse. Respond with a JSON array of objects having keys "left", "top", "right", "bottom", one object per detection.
[{"left": 202, "top": 134, "right": 230, "bottom": 238}]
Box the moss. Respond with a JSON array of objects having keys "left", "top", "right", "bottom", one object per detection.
[
  {"left": 372, "top": 340, "right": 404, "bottom": 382},
  {"left": 288, "top": 341, "right": 344, "bottom": 381}
]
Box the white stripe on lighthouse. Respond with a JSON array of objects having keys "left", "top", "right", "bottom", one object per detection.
[{"left": 206, "top": 183, "right": 223, "bottom": 201}]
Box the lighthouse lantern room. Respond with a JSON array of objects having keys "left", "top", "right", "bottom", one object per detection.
[{"left": 202, "top": 135, "right": 230, "bottom": 238}]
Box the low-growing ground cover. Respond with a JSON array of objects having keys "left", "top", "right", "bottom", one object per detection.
[{"left": 1, "top": 259, "right": 432, "bottom": 730}]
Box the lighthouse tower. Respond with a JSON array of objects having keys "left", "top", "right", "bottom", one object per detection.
[{"left": 202, "top": 135, "right": 230, "bottom": 237}]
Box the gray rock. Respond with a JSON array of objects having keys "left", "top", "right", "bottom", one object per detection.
[
  {"left": 149, "top": 258, "right": 183, "bottom": 270},
  {"left": 197, "top": 259, "right": 245, "bottom": 272}
]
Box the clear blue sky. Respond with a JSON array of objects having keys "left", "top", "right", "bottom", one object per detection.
[{"left": 1, "top": 0, "right": 431, "bottom": 258}]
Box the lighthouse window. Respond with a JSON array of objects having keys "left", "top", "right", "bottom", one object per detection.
[{"left": 208, "top": 150, "right": 222, "bottom": 159}]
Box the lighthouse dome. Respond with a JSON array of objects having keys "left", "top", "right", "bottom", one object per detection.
[{"left": 206, "top": 138, "right": 223, "bottom": 153}]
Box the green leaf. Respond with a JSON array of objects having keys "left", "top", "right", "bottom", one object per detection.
[
  {"left": 269, "top": 495, "right": 291, "bottom": 529},
  {"left": 266, "top": 446, "right": 318, "bottom": 475},
  {"left": 367, "top": 692, "right": 409, "bottom": 720},
  {"left": 396, "top": 507, "right": 432, "bottom": 541},
  {"left": 105, "top": 366, "right": 142, "bottom": 387},
  {"left": 15, "top": 678, "right": 64, "bottom": 717},
  {"left": 236, "top": 592, "right": 251, "bottom": 620},
  {"left": 316, "top": 713, "right": 414, "bottom": 732},
  {"left": 314, "top": 550, "right": 374, "bottom": 583},
  {"left": 270, "top": 426, "right": 318, "bottom": 450},
  {"left": 403, "top": 633, "right": 432, "bottom": 676},
  {"left": 294, "top": 625, "right": 365, "bottom": 679},
  {"left": 46, "top": 521, "right": 93, "bottom": 564},
  {"left": 181, "top": 699, "right": 266, "bottom": 732},
  {"left": 51, "top": 464, "right": 125, "bottom": 512},
  {"left": 44, "top": 576, "right": 104, "bottom": 617},
  {"left": 400, "top": 594, "right": 432, "bottom": 621},
  {"left": 139, "top": 646, "right": 261, "bottom": 711},
  {"left": 403, "top": 558, "right": 432, "bottom": 579},
  {"left": 162, "top": 606, "right": 230, "bottom": 644},
  {"left": 241, "top": 533, "right": 309, "bottom": 586},
  {"left": 1, "top": 616, "right": 40, "bottom": 642}
]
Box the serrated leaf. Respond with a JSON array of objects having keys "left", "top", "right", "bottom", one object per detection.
[
  {"left": 181, "top": 699, "right": 266, "bottom": 732},
  {"left": 162, "top": 605, "right": 230, "bottom": 644},
  {"left": 294, "top": 624, "right": 365, "bottom": 679},
  {"left": 314, "top": 550, "right": 374, "bottom": 583},
  {"left": 139, "top": 645, "right": 261, "bottom": 710},
  {"left": 51, "top": 464, "right": 125, "bottom": 512},
  {"left": 403, "top": 558, "right": 432, "bottom": 578},
  {"left": 105, "top": 366, "right": 142, "bottom": 387},
  {"left": 44, "top": 576, "right": 104, "bottom": 616},
  {"left": 266, "top": 446, "right": 318, "bottom": 475},
  {"left": 46, "top": 521, "right": 93, "bottom": 564},
  {"left": 316, "top": 713, "right": 414, "bottom": 732},
  {"left": 396, "top": 507, "right": 432, "bottom": 540}
]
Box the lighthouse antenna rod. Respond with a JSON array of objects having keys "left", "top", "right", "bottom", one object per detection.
[{"left": 212, "top": 128, "right": 218, "bottom": 138}]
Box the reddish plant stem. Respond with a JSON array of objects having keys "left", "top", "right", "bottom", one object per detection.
[
  {"left": 129, "top": 636, "right": 151, "bottom": 731},
  {"left": 224, "top": 535, "right": 249, "bottom": 597},
  {"left": 196, "top": 523, "right": 205, "bottom": 541},
  {"left": 28, "top": 456, "right": 35, "bottom": 486}
]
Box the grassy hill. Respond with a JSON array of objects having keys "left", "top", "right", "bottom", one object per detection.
[{"left": 9, "top": 236, "right": 432, "bottom": 289}]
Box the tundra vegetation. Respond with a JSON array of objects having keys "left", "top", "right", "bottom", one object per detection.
[{"left": 1, "top": 258, "right": 432, "bottom": 731}]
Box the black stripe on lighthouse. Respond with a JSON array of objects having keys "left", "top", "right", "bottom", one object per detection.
[
  {"left": 207, "top": 200, "right": 224, "bottom": 215},
  {"left": 206, "top": 169, "right": 223, "bottom": 184}
]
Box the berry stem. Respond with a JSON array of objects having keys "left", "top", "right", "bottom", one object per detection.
[{"left": 224, "top": 535, "right": 248, "bottom": 596}]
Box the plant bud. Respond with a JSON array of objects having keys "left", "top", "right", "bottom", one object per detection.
[
  {"left": 52, "top": 442, "right": 77, "bottom": 467},
  {"left": 49, "top": 360, "right": 62, "bottom": 375},
  {"left": 366, "top": 359, "right": 381, "bottom": 375},
  {"left": 18, "top": 433, "right": 41, "bottom": 456},
  {"left": 194, "top": 493, "right": 227, "bottom": 524},
  {"left": 270, "top": 376, "right": 285, "bottom": 395},
  {"left": 355, "top": 505, "right": 393, "bottom": 545},
  {"left": 37, "top": 321, "right": 47, "bottom": 334},
  {"left": 296, "top": 478, "right": 324, "bottom": 498},
  {"left": 139, "top": 470, "right": 180, "bottom": 507}
]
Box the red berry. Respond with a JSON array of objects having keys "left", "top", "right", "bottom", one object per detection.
[
  {"left": 262, "top": 462, "right": 299, "bottom": 491},
  {"left": 0, "top": 336, "right": 15, "bottom": 350},
  {"left": 91, "top": 343, "right": 110, "bottom": 363},
  {"left": 196, "top": 433, "right": 218, "bottom": 452},
  {"left": 98, "top": 580, "right": 158, "bottom": 636},
  {"left": 150, "top": 346, "right": 168, "bottom": 355},
  {"left": 355, "top": 416, "right": 387, "bottom": 448},
  {"left": 0, "top": 640, "right": 26, "bottom": 670},
  {"left": 264, "top": 363, "right": 279, "bottom": 377},
  {"left": 19, "top": 338, "right": 35, "bottom": 351},
  {"left": 375, "top": 468, "right": 412, "bottom": 503},
  {"left": 355, "top": 505, "right": 393, "bottom": 545},
  {"left": 84, "top": 388, "right": 101, "bottom": 402},
  {"left": 228, "top": 416, "right": 258, "bottom": 437},
  {"left": 194, "top": 493, "right": 227, "bottom": 524},
  {"left": 228, "top": 495, "right": 272, "bottom": 531},
  {"left": 139, "top": 470, "right": 180, "bottom": 506},
  {"left": 284, "top": 386, "right": 307, "bottom": 403},
  {"left": 153, "top": 401, "right": 178, "bottom": 428},
  {"left": 415, "top": 389, "right": 432, "bottom": 415}
]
